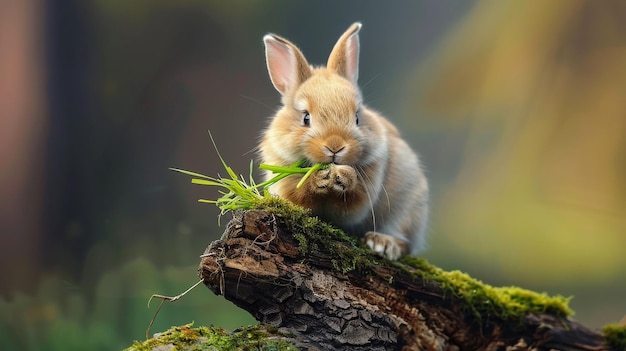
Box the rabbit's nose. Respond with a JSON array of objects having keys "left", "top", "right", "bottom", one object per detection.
[
  {"left": 324, "top": 136, "right": 347, "bottom": 156},
  {"left": 324, "top": 138, "right": 347, "bottom": 163},
  {"left": 325, "top": 147, "right": 344, "bottom": 164},
  {"left": 324, "top": 145, "right": 346, "bottom": 155}
]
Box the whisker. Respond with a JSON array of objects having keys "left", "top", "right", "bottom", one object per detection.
[
  {"left": 381, "top": 180, "right": 390, "bottom": 212},
  {"left": 360, "top": 73, "right": 379, "bottom": 90},
  {"left": 239, "top": 94, "right": 277, "bottom": 112},
  {"left": 359, "top": 74, "right": 384, "bottom": 105},
  {"left": 355, "top": 165, "right": 377, "bottom": 232},
  {"left": 361, "top": 163, "right": 390, "bottom": 211},
  {"left": 243, "top": 145, "right": 260, "bottom": 157}
]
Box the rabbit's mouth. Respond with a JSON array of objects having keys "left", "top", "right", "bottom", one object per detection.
[
  {"left": 302, "top": 158, "right": 346, "bottom": 167},
  {"left": 308, "top": 153, "right": 350, "bottom": 166},
  {"left": 299, "top": 159, "right": 314, "bottom": 168}
]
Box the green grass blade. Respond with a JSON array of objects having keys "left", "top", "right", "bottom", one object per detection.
[
  {"left": 297, "top": 162, "right": 323, "bottom": 188},
  {"left": 259, "top": 164, "right": 310, "bottom": 174},
  {"left": 191, "top": 179, "right": 223, "bottom": 186},
  {"left": 208, "top": 131, "right": 239, "bottom": 181},
  {"left": 170, "top": 168, "right": 212, "bottom": 179},
  {"left": 174, "top": 134, "right": 328, "bottom": 220}
]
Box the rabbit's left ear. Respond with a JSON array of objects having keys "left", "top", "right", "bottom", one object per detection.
[
  {"left": 264, "top": 34, "right": 311, "bottom": 96},
  {"left": 327, "top": 22, "right": 361, "bottom": 84}
]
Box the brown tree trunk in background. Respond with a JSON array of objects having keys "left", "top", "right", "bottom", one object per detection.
[
  {"left": 0, "top": 0, "right": 46, "bottom": 294},
  {"left": 198, "top": 209, "right": 614, "bottom": 350}
]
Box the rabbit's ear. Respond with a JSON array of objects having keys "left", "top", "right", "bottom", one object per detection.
[
  {"left": 264, "top": 34, "right": 311, "bottom": 95},
  {"left": 327, "top": 22, "right": 361, "bottom": 84}
]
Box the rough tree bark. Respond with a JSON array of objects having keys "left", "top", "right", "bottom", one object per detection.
[{"left": 198, "top": 209, "right": 617, "bottom": 351}]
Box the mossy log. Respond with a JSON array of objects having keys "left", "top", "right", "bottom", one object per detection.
[{"left": 197, "top": 208, "right": 619, "bottom": 351}]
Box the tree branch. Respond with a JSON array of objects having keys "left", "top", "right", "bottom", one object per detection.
[{"left": 198, "top": 209, "right": 618, "bottom": 351}]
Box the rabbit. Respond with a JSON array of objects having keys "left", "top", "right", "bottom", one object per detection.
[{"left": 259, "top": 22, "right": 429, "bottom": 260}]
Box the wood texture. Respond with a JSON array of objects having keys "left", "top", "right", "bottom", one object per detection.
[{"left": 198, "top": 209, "right": 614, "bottom": 350}]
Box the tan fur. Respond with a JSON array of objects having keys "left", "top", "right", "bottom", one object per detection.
[{"left": 261, "top": 23, "right": 429, "bottom": 260}]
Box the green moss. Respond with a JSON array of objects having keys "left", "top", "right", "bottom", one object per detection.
[
  {"left": 255, "top": 196, "right": 573, "bottom": 326},
  {"left": 399, "top": 256, "right": 573, "bottom": 323},
  {"left": 255, "top": 196, "right": 381, "bottom": 273},
  {"left": 603, "top": 324, "right": 626, "bottom": 350},
  {"left": 126, "top": 323, "right": 298, "bottom": 351}
]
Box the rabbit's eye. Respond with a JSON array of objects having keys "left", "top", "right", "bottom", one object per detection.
[
  {"left": 355, "top": 111, "right": 360, "bottom": 125},
  {"left": 303, "top": 112, "right": 311, "bottom": 126}
]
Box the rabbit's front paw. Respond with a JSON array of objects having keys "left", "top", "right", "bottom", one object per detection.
[
  {"left": 331, "top": 165, "right": 357, "bottom": 193},
  {"left": 310, "top": 165, "right": 357, "bottom": 194},
  {"left": 310, "top": 167, "right": 332, "bottom": 194},
  {"left": 364, "top": 232, "right": 408, "bottom": 260}
]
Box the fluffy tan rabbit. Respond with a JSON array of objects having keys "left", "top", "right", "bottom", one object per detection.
[{"left": 260, "top": 23, "right": 429, "bottom": 260}]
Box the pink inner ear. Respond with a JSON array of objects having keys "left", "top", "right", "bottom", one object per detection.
[
  {"left": 345, "top": 36, "right": 359, "bottom": 84},
  {"left": 264, "top": 36, "right": 296, "bottom": 95}
]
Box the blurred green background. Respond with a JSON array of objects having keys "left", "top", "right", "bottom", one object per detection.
[{"left": 1, "top": 0, "right": 624, "bottom": 349}]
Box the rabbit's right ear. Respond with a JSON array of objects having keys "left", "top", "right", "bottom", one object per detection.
[
  {"left": 263, "top": 34, "right": 311, "bottom": 96},
  {"left": 327, "top": 22, "right": 361, "bottom": 85}
]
